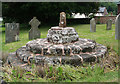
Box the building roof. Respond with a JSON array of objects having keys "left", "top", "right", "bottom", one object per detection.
[
  {"left": 117, "top": 1, "right": 120, "bottom": 5},
  {"left": 98, "top": 7, "right": 106, "bottom": 13},
  {"left": 0, "top": 17, "right": 3, "bottom": 21}
]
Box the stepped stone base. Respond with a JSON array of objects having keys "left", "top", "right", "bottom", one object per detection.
[
  {"left": 6, "top": 12, "right": 107, "bottom": 69},
  {"left": 7, "top": 38, "right": 107, "bottom": 66},
  {"left": 26, "top": 38, "right": 96, "bottom": 56}
]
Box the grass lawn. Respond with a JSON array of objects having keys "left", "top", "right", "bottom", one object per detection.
[
  {"left": 0, "top": 24, "right": 119, "bottom": 82},
  {"left": 1, "top": 24, "right": 118, "bottom": 53}
]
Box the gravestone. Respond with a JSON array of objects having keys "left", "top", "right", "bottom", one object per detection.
[
  {"left": 29, "top": 17, "right": 41, "bottom": 40},
  {"left": 59, "top": 12, "right": 66, "bottom": 27},
  {"left": 5, "top": 22, "right": 19, "bottom": 43},
  {"left": 106, "top": 19, "right": 112, "bottom": 30},
  {"left": 115, "top": 14, "right": 120, "bottom": 40},
  {"left": 90, "top": 18, "right": 96, "bottom": 32},
  {"left": 0, "top": 52, "right": 2, "bottom": 67}
]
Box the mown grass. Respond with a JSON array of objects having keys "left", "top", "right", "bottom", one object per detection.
[
  {"left": 1, "top": 24, "right": 118, "bottom": 53},
  {"left": 0, "top": 24, "right": 119, "bottom": 82}
]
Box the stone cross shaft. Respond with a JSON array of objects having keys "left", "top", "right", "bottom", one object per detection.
[
  {"left": 29, "top": 17, "right": 40, "bottom": 29},
  {"left": 59, "top": 12, "right": 66, "bottom": 28},
  {"left": 29, "top": 17, "right": 41, "bottom": 40}
]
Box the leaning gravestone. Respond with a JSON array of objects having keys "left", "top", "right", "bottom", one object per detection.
[
  {"left": 106, "top": 19, "right": 112, "bottom": 30},
  {"left": 115, "top": 14, "right": 120, "bottom": 40},
  {"left": 29, "top": 17, "right": 41, "bottom": 40},
  {"left": 5, "top": 22, "right": 19, "bottom": 43},
  {"left": 90, "top": 18, "right": 96, "bottom": 32}
]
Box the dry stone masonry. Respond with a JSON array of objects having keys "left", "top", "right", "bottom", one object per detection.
[
  {"left": 106, "top": 19, "right": 112, "bottom": 30},
  {"left": 90, "top": 18, "right": 96, "bottom": 32},
  {"left": 7, "top": 12, "right": 107, "bottom": 67},
  {"left": 29, "top": 17, "right": 41, "bottom": 40},
  {"left": 5, "top": 22, "right": 19, "bottom": 43},
  {"left": 115, "top": 14, "right": 120, "bottom": 40},
  {"left": 47, "top": 27, "right": 79, "bottom": 44}
]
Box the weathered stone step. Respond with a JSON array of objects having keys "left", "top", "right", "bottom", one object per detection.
[
  {"left": 26, "top": 38, "right": 96, "bottom": 56},
  {"left": 15, "top": 43, "right": 106, "bottom": 65}
]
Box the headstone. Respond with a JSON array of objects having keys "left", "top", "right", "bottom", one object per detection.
[
  {"left": 115, "top": 14, "right": 120, "bottom": 40},
  {"left": 90, "top": 18, "right": 96, "bottom": 32},
  {"left": 5, "top": 22, "right": 19, "bottom": 43},
  {"left": 106, "top": 19, "right": 112, "bottom": 30},
  {"left": 59, "top": 12, "right": 66, "bottom": 28},
  {"left": 29, "top": 17, "right": 41, "bottom": 40}
]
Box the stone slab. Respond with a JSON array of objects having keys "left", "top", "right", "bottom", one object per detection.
[
  {"left": 106, "top": 19, "right": 112, "bottom": 30},
  {"left": 115, "top": 14, "right": 120, "bottom": 40},
  {"left": 5, "top": 22, "right": 19, "bottom": 43},
  {"left": 90, "top": 18, "right": 96, "bottom": 32}
]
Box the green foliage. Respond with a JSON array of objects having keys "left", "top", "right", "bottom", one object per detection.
[
  {"left": 2, "top": 2, "right": 99, "bottom": 24},
  {"left": 3, "top": 65, "right": 47, "bottom": 82},
  {"left": 97, "top": 21, "right": 100, "bottom": 24},
  {"left": 99, "top": 2, "right": 117, "bottom": 15},
  {"left": 2, "top": 57, "right": 118, "bottom": 82},
  {"left": 89, "top": 13, "right": 95, "bottom": 19}
]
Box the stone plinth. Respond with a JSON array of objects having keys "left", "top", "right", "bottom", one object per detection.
[
  {"left": 26, "top": 38, "right": 96, "bottom": 56},
  {"left": 7, "top": 38, "right": 107, "bottom": 66},
  {"left": 47, "top": 27, "right": 79, "bottom": 44}
]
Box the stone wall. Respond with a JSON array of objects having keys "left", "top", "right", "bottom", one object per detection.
[{"left": 95, "top": 16, "right": 116, "bottom": 24}]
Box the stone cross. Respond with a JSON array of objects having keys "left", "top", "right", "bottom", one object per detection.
[
  {"left": 106, "top": 19, "right": 112, "bottom": 30},
  {"left": 115, "top": 14, "right": 120, "bottom": 40},
  {"left": 29, "top": 17, "right": 41, "bottom": 40},
  {"left": 59, "top": 12, "right": 66, "bottom": 28},
  {"left": 90, "top": 18, "right": 96, "bottom": 32},
  {"left": 5, "top": 22, "right": 19, "bottom": 43}
]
